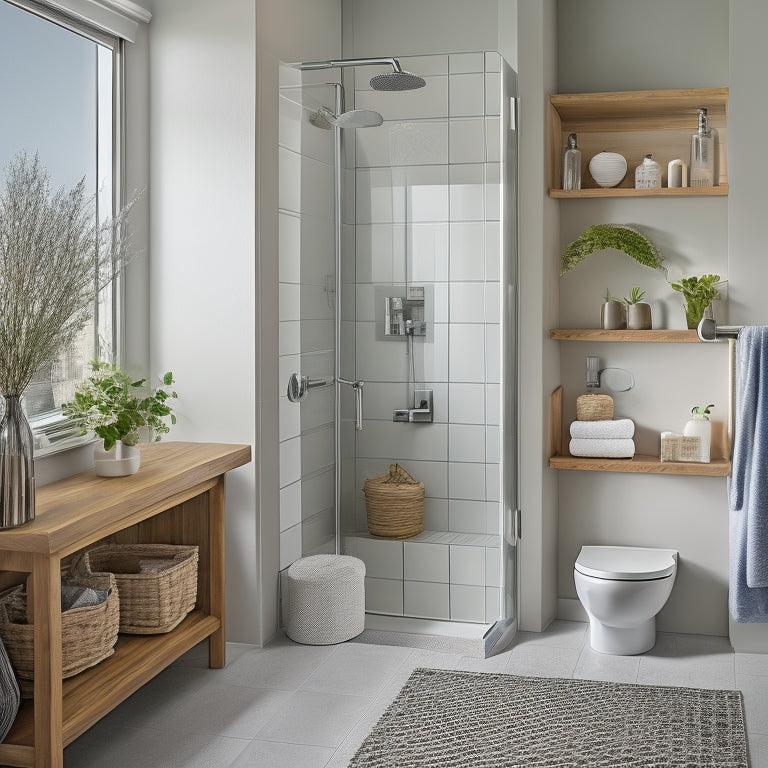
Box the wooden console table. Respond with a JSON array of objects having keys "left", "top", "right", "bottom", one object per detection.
[{"left": 0, "top": 441, "right": 251, "bottom": 768}]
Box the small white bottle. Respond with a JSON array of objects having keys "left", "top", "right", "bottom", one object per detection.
[
  {"left": 690, "top": 108, "right": 715, "bottom": 187},
  {"left": 562, "top": 133, "right": 581, "bottom": 191},
  {"left": 683, "top": 404, "right": 713, "bottom": 463},
  {"left": 635, "top": 154, "right": 661, "bottom": 189}
]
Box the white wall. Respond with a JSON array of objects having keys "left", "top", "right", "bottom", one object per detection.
[{"left": 553, "top": 0, "right": 731, "bottom": 636}]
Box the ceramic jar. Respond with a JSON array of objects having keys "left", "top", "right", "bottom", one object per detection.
[
  {"left": 600, "top": 300, "right": 626, "bottom": 330},
  {"left": 683, "top": 415, "right": 711, "bottom": 463}
]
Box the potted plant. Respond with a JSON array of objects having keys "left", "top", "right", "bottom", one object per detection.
[
  {"left": 683, "top": 404, "right": 714, "bottom": 463},
  {"left": 561, "top": 224, "right": 664, "bottom": 276},
  {"left": 622, "top": 286, "right": 652, "bottom": 330},
  {"left": 63, "top": 362, "right": 178, "bottom": 477},
  {"left": 669, "top": 274, "right": 721, "bottom": 330},
  {"left": 600, "top": 288, "right": 625, "bottom": 330}
]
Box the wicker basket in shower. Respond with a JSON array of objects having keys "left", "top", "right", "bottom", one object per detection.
[{"left": 363, "top": 464, "right": 424, "bottom": 539}]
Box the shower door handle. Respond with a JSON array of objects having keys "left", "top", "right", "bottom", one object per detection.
[
  {"left": 286, "top": 373, "right": 333, "bottom": 402},
  {"left": 338, "top": 378, "right": 364, "bottom": 431}
]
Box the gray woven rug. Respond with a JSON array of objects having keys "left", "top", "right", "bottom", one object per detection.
[{"left": 348, "top": 668, "right": 749, "bottom": 767}]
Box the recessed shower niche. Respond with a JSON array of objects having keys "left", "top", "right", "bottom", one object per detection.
[{"left": 277, "top": 51, "right": 518, "bottom": 650}]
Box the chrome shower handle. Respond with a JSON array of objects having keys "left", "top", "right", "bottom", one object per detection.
[
  {"left": 286, "top": 373, "right": 333, "bottom": 403},
  {"left": 338, "top": 378, "right": 364, "bottom": 431}
]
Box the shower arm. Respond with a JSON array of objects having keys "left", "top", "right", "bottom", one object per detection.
[{"left": 297, "top": 57, "right": 403, "bottom": 73}]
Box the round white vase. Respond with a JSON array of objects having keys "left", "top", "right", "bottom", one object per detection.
[
  {"left": 94, "top": 441, "right": 141, "bottom": 477},
  {"left": 588, "top": 152, "right": 628, "bottom": 188}
]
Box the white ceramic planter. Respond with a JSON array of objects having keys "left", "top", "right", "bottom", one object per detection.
[
  {"left": 683, "top": 417, "right": 711, "bottom": 463},
  {"left": 94, "top": 441, "right": 141, "bottom": 477}
]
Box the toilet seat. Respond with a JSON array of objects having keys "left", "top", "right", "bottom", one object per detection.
[{"left": 575, "top": 546, "right": 677, "bottom": 581}]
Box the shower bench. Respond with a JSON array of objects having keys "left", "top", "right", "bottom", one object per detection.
[{"left": 0, "top": 441, "right": 251, "bottom": 768}]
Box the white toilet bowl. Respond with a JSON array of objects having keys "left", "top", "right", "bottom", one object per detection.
[{"left": 574, "top": 545, "right": 678, "bottom": 655}]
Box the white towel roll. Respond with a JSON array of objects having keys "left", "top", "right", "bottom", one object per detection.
[
  {"left": 569, "top": 438, "right": 635, "bottom": 458},
  {"left": 570, "top": 419, "right": 635, "bottom": 439}
]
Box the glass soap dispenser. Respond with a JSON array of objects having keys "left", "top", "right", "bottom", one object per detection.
[
  {"left": 635, "top": 154, "right": 661, "bottom": 188},
  {"left": 690, "top": 107, "right": 715, "bottom": 187},
  {"left": 562, "top": 133, "right": 581, "bottom": 190}
]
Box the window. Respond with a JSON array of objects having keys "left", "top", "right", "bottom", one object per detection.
[{"left": 0, "top": 0, "right": 123, "bottom": 454}]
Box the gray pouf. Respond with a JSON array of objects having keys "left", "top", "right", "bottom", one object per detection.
[{"left": 285, "top": 554, "right": 365, "bottom": 645}]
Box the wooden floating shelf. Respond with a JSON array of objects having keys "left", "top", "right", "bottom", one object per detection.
[
  {"left": 549, "top": 329, "right": 702, "bottom": 342},
  {"left": 549, "top": 454, "right": 731, "bottom": 477},
  {"left": 549, "top": 184, "right": 728, "bottom": 199}
]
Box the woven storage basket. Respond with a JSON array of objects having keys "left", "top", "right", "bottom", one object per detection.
[
  {"left": 79, "top": 544, "right": 198, "bottom": 634},
  {"left": 576, "top": 393, "right": 614, "bottom": 421},
  {"left": 363, "top": 464, "right": 424, "bottom": 539},
  {"left": 0, "top": 571, "right": 119, "bottom": 681},
  {"left": 661, "top": 434, "right": 702, "bottom": 463}
]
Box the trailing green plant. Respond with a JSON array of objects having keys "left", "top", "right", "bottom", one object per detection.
[
  {"left": 0, "top": 152, "right": 135, "bottom": 398},
  {"left": 62, "top": 361, "right": 178, "bottom": 450},
  {"left": 560, "top": 224, "right": 663, "bottom": 276},
  {"left": 691, "top": 403, "right": 715, "bottom": 420},
  {"left": 622, "top": 286, "right": 647, "bottom": 305},
  {"left": 669, "top": 274, "right": 721, "bottom": 330}
]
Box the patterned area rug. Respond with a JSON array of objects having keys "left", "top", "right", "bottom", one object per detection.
[{"left": 348, "top": 668, "right": 749, "bottom": 767}]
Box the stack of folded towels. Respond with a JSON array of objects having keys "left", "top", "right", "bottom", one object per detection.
[{"left": 569, "top": 418, "right": 635, "bottom": 458}]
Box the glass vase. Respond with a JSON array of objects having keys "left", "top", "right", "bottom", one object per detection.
[{"left": 0, "top": 396, "right": 35, "bottom": 528}]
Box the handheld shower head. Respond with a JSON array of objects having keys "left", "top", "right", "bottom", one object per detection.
[{"left": 310, "top": 106, "right": 383, "bottom": 130}]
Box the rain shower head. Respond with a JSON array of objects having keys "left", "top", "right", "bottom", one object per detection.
[
  {"left": 310, "top": 106, "right": 383, "bottom": 130},
  {"left": 297, "top": 56, "right": 427, "bottom": 92},
  {"left": 369, "top": 69, "right": 426, "bottom": 91}
]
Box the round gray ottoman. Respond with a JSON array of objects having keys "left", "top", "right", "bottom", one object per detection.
[{"left": 285, "top": 554, "right": 365, "bottom": 645}]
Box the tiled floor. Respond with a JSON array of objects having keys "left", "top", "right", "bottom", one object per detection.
[{"left": 62, "top": 620, "right": 767, "bottom": 767}]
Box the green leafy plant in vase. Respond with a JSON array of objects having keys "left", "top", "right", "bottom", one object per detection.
[
  {"left": 63, "top": 361, "right": 178, "bottom": 476},
  {"left": 600, "top": 288, "right": 625, "bottom": 330},
  {"left": 684, "top": 404, "right": 714, "bottom": 463},
  {"left": 669, "top": 274, "right": 721, "bottom": 330},
  {"left": 622, "top": 286, "right": 652, "bottom": 330}
]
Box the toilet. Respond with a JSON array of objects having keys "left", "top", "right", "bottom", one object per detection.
[{"left": 574, "top": 545, "right": 678, "bottom": 656}]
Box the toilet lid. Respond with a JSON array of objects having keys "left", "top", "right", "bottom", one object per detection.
[{"left": 575, "top": 546, "right": 677, "bottom": 580}]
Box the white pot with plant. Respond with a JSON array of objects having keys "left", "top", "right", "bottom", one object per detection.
[
  {"left": 669, "top": 274, "right": 721, "bottom": 330},
  {"left": 63, "top": 362, "right": 178, "bottom": 477},
  {"left": 684, "top": 404, "right": 714, "bottom": 463},
  {"left": 623, "top": 286, "right": 652, "bottom": 330}
]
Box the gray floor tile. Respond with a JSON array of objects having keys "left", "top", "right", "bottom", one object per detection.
[
  {"left": 736, "top": 651, "right": 768, "bottom": 677},
  {"left": 747, "top": 733, "right": 768, "bottom": 768},
  {"left": 573, "top": 645, "right": 641, "bottom": 683},
  {"left": 736, "top": 673, "right": 768, "bottom": 736},
  {"left": 503, "top": 640, "right": 581, "bottom": 678},
  {"left": 516, "top": 619, "right": 587, "bottom": 650},
  {"left": 229, "top": 739, "right": 334, "bottom": 768}
]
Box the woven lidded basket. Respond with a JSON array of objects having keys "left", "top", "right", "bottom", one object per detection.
[
  {"left": 0, "top": 571, "right": 119, "bottom": 680},
  {"left": 78, "top": 544, "right": 198, "bottom": 634},
  {"left": 363, "top": 464, "right": 424, "bottom": 539},
  {"left": 576, "top": 393, "right": 614, "bottom": 421}
]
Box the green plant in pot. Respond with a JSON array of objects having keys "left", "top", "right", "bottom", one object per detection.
[
  {"left": 669, "top": 274, "right": 721, "bottom": 330},
  {"left": 561, "top": 224, "right": 664, "bottom": 276},
  {"left": 63, "top": 361, "right": 178, "bottom": 477},
  {"left": 600, "top": 288, "right": 625, "bottom": 330},
  {"left": 622, "top": 286, "right": 652, "bottom": 330}
]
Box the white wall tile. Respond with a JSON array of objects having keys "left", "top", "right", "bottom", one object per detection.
[
  {"left": 404, "top": 580, "right": 450, "bottom": 620},
  {"left": 449, "top": 119, "right": 485, "bottom": 164},
  {"left": 449, "top": 324, "right": 485, "bottom": 383},
  {"left": 301, "top": 469, "right": 334, "bottom": 520},
  {"left": 485, "top": 324, "right": 501, "bottom": 383},
  {"left": 485, "top": 162, "right": 501, "bottom": 219},
  {"left": 300, "top": 426, "right": 334, "bottom": 477},
  {"left": 298, "top": 215, "right": 335, "bottom": 285},
  {"left": 449, "top": 52, "right": 484, "bottom": 74},
  {"left": 279, "top": 395, "right": 301, "bottom": 442},
  {"left": 485, "top": 384, "right": 500, "bottom": 426},
  {"left": 484, "top": 282, "right": 501, "bottom": 324},
  {"left": 449, "top": 73, "right": 485, "bottom": 117},
  {"left": 485, "top": 73, "right": 502, "bottom": 116},
  {"left": 279, "top": 283, "right": 301, "bottom": 322},
  {"left": 404, "top": 542, "right": 449, "bottom": 583},
  {"left": 450, "top": 222, "right": 486, "bottom": 281},
  {"left": 278, "top": 212, "right": 301, "bottom": 284},
  {"left": 484, "top": 52, "right": 501, "bottom": 73},
  {"left": 365, "top": 577, "right": 404, "bottom": 615},
  {"left": 355, "top": 420, "right": 448, "bottom": 463},
  {"left": 450, "top": 164, "right": 485, "bottom": 222},
  {"left": 424, "top": 497, "right": 449, "bottom": 530},
  {"left": 355, "top": 78, "right": 448, "bottom": 121},
  {"left": 356, "top": 121, "right": 448, "bottom": 168},
  {"left": 449, "top": 383, "right": 485, "bottom": 424},
  {"left": 279, "top": 524, "right": 302, "bottom": 571},
  {"left": 486, "top": 120, "right": 501, "bottom": 164},
  {"left": 484, "top": 221, "right": 500, "bottom": 281},
  {"left": 486, "top": 425, "right": 500, "bottom": 463},
  {"left": 345, "top": 536, "right": 403, "bottom": 580},
  {"left": 279, "top": 436, "right": 301, "bottom": 488},
  {"left": 301, "top": 508, "right": 334, "bottom": 557},
  {"left": 486, "top": 502, "right": 502, "bottom": 536},
  {"left": 278, "top": 146, "right": 301, "bottom": 214},
  {"left": 279, "top": 320, "right": 301, "bottom": 356},
  {"left": 448, "top": 424, "right": 486, "bottom": 463},
  {"left": 432, "top": 282, "right": 449, "bottom": 324},
  {"left": 409, "top": 223, "right": 449, "bottom": 283},
  {"left": 450, "top": 584, "right": 486, "bottom": 622},
  {"left": 405, "top": 165, "right": 449, "bottom": 223},
  {"left": 485, "top": 546, "right": 500, "bottom": 588},
  {"left": 356, "top": 224, "right": 407, "bottom": 284},
  {"left": 450, "top": 283, "right": 486, "bottom": 323},
  {"left": 398, "top": 55, "right": 449, "bottom": 77},
  {"left": 486, "top": 463, "right": 500, "bottom": 503},
  {"left": 450, "top": 544, "right": 485, "bottom": 586},
  {"left": 485, "top": 587, "right": 501, "bottom": 624},
  {"left": 280, "top": 480, "right": 302, "bottom": 533},
  {"left": 448, "top": 499, "right": 488, "bottom": 534},
  {"left": 278, "top": 354, "right": 301, "bottom": 397},
  {"left": 356, "top": 167, "right": 401, "bottom": 224}
]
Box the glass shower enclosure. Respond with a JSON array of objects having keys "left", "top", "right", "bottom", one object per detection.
[{"left": 277, "top": 52, "right": 518, "bottom": 655}]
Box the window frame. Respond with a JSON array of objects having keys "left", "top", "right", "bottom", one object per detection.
[{"left": 2, "top": 0, "right": 126, "bottom": 456}]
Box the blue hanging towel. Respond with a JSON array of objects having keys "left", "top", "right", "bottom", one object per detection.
[{"left": 729, "top": 326, "right": 768, "bottom": 622}]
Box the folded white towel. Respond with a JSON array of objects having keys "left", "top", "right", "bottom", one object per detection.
[
  {"left": 570, "top": 419, "right": 635, "bottom": 439},
  {"left": 569, "top": 438, "right": 635, "bottom": 458}
]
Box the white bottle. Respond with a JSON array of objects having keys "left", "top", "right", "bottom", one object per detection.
[
  {"left": 683, "top": 405, "right": 713, "bottom": 463},
  {"left": 690, "top": 108, "right": 715, "bottom": 187},
  {"left": 635, "top": 154, "right": 661, "bottom": 189},
  {"left": 562, "top": 133, "right": 581, "bottom": 191}
]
